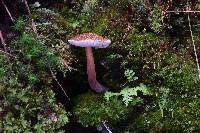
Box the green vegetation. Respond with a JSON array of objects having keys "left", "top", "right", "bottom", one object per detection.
[
  {"left": 104, "top": 83, "right": 149, "bottom": 107},
  {"left": 1, "top": 0, "right": 200, "bottom": 132},
  {"left": 73, "top": 92, "right": 128, "bottom": 127},
  {"left": 0, "top": 17, "right": 70, "bottom": 132}
]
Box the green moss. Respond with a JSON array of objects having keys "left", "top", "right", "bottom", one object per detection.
[
  {"left": 0, "top": 29, "right": 69, "bottom": 132},
  {"left": 73, "top": 91, "right": 128, "bottom": 127},
  {"left": 92, "top": 13, "right": 110, "bottom": 34},
  {"left": 153, "top": 58, "right": 200, "bottom": 94},
  {"left": 132, "top": 96, "right": 200, "bottom": 133},
  {"left": 0, "top": 83, "right": 69, "bottom": 132},
  {"left": 2, "top": 1, "right": 200, "bottom": 132},
  {"left": 126, "top": 31, "right": 160, "bottom": 54},
  {"left": 14, "top": 17, "right": 26, "bottom": 31},
  {"left": 148, "top": 4, "right": 164, "bottom": 33},
  {"left": 31, "top": 8, "right": 75, "bottom": 72}
]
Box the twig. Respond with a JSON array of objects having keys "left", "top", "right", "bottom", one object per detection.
[
  {"left": 0, "top": 31, "right": 8, "bottom": 53},
  {"left": 1, "top": 0, "right": 14, "bottom": 23},
  {"left": 0, "top": 30, "right": 11, "bottom": 63},
  {"left": 23, "top": 0, "right": 38, "bottom": 35},
  {"left": 49, "top": 67, "right": 70, "bottom": 101},
  {"left": 166, "top": 10, "right": 200, "bottom": 13},
  {"left": 187, "top": 2, "right": 200, "bottom": 79},
  {"left": 102, "top": 121, "right": 112, "bottom": 133}
]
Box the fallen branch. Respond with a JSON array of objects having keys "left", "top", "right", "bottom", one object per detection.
[
  {"left": 166, "top": 10, "right": 200, "bottom": 13},
  {"left": 1, "top": 0, "right": 14, "bottom": 23},
  {"left": 187, "top": 2, "right": 200, "bottom": 79},
  {"left": 0, "top": 30, "right": 11, "bottom": 63}
]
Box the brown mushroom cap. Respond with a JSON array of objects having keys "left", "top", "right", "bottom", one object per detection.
[{"left": 68, "top": 33, "right": 111, "bottom": 48}]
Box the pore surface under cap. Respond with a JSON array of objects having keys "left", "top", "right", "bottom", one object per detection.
[{"left": 68, "top": 39, "right": 111, "bottom": 48}]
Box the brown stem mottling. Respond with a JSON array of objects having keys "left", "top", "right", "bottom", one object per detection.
[{"left": 85, "top": 47, "right": 108, "bottom": 93}]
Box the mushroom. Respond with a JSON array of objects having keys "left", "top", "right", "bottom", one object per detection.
[{"left": 68, "top": 33, "right": 111, "bottom": 93}]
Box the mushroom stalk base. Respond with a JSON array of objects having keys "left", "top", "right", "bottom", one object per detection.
[{"left": 85, "top": 47, "right": 108, "bottom": 93}]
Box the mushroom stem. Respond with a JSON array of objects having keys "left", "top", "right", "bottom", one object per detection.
[{"left": 85, "top": 47, "right": 108, "bottom": 93}]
